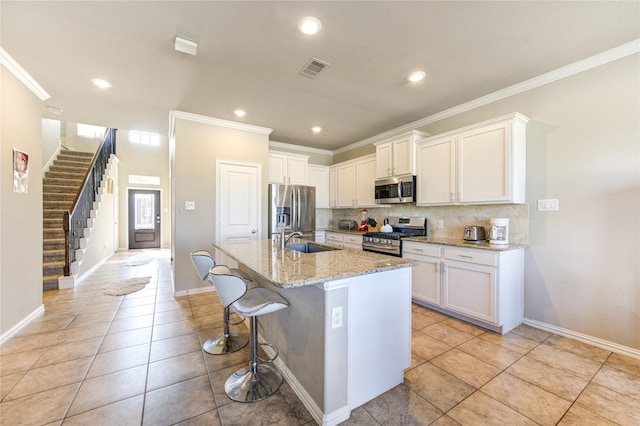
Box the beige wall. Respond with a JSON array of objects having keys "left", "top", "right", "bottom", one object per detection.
[
  {"left": 116, "top": 129, "right": 171, "bottom": 249},
  {"left": 171, "top": 117, "right": 270, "bottom": 293},
  {"left": 410, "top": 54, "right": 638, "bottom": 349},
  {"left": 1, "top": 68, "right": 44, "bottom": 336}
]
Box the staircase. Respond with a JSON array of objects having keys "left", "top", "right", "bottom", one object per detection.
[{"left": 43, "top": 150, "right": 94, "bottom": 291}]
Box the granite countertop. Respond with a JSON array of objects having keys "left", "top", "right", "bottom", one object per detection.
[
  {"left": 405, "top": 236, "right": 528, "bottom": 251},
  {"left": 212, "top": 239, "right": 417, "bottom": 289}
]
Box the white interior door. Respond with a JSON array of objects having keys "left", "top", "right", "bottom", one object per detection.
[{"left": 216, "top": 160, "right": 261, "bottom": 243}]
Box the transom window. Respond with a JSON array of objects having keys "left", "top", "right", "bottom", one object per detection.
[
  {"left": 129, "top": 130, "right": 160, "bottom": 146},
  {"left": 129, "top": 175, "right": 160, "bottom": 185},
  {"left": 77, "top": 123, "right": 106, "bottom": 139}
]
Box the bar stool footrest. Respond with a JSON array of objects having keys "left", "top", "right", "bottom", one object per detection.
[
  {"left": 203, "top": 332, "right": 249, "bottom": 355},
  {"left": 224, "top": 364, "right": 283, "bottom": 402},
  {"left": 257, "top": 342, "right": 279, "bottom": 363}
]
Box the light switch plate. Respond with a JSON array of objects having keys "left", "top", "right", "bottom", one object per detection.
[
  {"left": 537, "top": 199, "right": 559, "bottom": 211},
  {"left": 185, "top": 201, "right": 196, "bottom": 210}
]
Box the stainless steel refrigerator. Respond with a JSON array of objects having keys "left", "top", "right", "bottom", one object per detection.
[{"left": 268, "top": 184, "right": 316, "bottom": 240}]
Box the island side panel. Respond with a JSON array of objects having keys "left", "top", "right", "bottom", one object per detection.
[
  {"left": 257, "top": 280, "right": 338, "bottom": 413},
  {"left": 347, "top": 267, "right": 412, "bottom": 409}
]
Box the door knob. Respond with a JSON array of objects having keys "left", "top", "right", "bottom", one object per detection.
[{"left": 251, "top": 229, "right": 257, "bottom": 234}]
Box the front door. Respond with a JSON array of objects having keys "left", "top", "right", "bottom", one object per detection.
[{"left": 128, "top": 189, "right": 161, "bottom": 249}]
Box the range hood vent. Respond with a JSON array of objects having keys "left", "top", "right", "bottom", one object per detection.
[{"left": 299, "top": 58, "right": 330, "bottom": 79}]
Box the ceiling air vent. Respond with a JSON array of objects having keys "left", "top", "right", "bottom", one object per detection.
[{"left": 299, "top": 58, "right": 330, "bottom": 79}]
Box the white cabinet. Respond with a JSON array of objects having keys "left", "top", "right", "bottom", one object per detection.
[
  {"left": 416, "top": 136, "right": 456, "bottom": 204},
  {"left": 443, "top": 249, "right": 498, "bottom": 324},
  {"left": 315, "top": 230, "right": 326, "bottom": 243},
  {"left": 325, "top": 232, "right": 362, "bottom": 250},
  {"left": 307, "top": 165, "right": 329, "bottom": 208},
  {"left": 331, "top": 155, "right": 377, "bottom": 208},
  {"left": 406, "top": 242, "right": 524, "bottom": 334},
  {"left": 329, "top": 167, "right": 339, "bottom": 208},
  {"left": 416, "top": 113, "right": 528, "bottom": 205},
  {"left": 325, "top": 231, "right": 344, "bottom": 247},
  {"left": 337, "top": 162, "right": 356, "bottom": 207},
  {"left": 374, "top": 130, "right": 427, "bottom": 179},
  {"left": 355, "top": 156, "right": 376, "bottom": 207},
  {"left": 403, "top": 242, "right": 441, "bottom": 306},
  {"left": 343, "top": 234, "right": 363, "bottom": 250},
  {"left": 268, "top": 152, "right": 308, "bottom": 185}
]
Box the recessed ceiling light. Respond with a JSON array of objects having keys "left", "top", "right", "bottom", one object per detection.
[
  {"left": 91, "top": 78, "right": 112, "bottom": 89},
  {"left": 298, "top": 16, "right": 322, "bottom": 35},
  {"left": 174, "top": 36, "right": 198, "bottom": 56},
  {"left": 234, "top": 109, "right": 247, "bottom": 118},
  {"left": 407, "top": 71, "right": 426, "bottom": 83},
  {"left": 311, "top": 126, "right": 322, "bottom": 134}
]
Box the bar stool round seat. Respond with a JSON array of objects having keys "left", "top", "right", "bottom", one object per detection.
[
  {"left": 189, "top": 250, "right": 249, "bottom": 354},
  {"left": 209, "top": 267, "right": 289, "bottom": 403}
]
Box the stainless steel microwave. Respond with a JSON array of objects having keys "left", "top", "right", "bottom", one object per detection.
[{"left": 374, "top": 175, "right": 416, "bottom": 204}]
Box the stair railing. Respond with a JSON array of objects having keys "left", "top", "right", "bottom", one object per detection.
[{"left": 63, "top": 128, "right": 117, "bottom": 276}]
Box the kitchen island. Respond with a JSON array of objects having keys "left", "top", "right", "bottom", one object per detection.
[{"left": 212, "top": 239, "right": 417, "bottom": 426}]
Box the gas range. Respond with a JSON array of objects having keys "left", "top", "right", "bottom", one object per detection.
[{"left": 362, "top": 217, "right": 426, "bottom": 257}]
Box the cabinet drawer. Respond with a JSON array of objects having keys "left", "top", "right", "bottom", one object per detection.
[
  {"left": 444, "top": 247, "right": 497, "bottom": 266},
  {"left": 326, "top": 233, "right": 343, "bottom": 243},
  {"left": 403, "top": 242, "right": 441, "bottom": 257},
  {"left": 344, "top": 235, "right": 362, "bottom": 245}
]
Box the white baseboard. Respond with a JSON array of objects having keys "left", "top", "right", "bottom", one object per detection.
[
  {"left": 259, "top": 334, "right": 350, "bottom": 426},
  {"left": 523, "top": 318, "right": 640, "bottom": 360},
  {"left": 173, "top": 286, "right": 215, "bottom": 297},
  {"left": 76, "top": 251, "right": 115, "bottom": 282},
  {"left": 1, "top": 305, "right": 45, "bottom": 344}
]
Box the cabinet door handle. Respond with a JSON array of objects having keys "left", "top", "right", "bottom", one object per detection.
[{"left": 459, "top": 255, "right": 473, "bottom": 259}]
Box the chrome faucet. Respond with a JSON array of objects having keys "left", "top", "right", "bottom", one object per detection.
[{"left": 280, "top": 229, "right": 303, "bottom": 249}]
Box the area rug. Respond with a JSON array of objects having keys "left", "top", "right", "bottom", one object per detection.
[{"left": 102, "top": 276, "right": 151, "bottom": 296}]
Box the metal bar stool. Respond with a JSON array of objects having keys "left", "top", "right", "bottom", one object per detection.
[
  {"left": 209, "top": 266, "right": 289, "bottom": 402},
  {"left": 189, "top": 250, "right": 249, "bottom": 354}
]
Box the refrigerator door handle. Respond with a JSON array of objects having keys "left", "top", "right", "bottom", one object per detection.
[
  {"left": 291, "top": 189, "right": 297, "bottom": 230},
  {"left": 296, "top": 188, "right": 301, "bottom": 229}
]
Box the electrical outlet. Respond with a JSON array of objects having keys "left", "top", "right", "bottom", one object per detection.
[
  {"left": 185, "top": 201, "right": 196, "bottom": 210},
  {"left": 331, "top": 306, "right": 343, "bottom": 329},
  {"left": 537, "top": 199, "right": 559, "bottom": 211}
]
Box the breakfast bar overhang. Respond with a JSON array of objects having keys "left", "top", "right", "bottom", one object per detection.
[{"left": 212, "top": 240, "right": 417, "bottom": 426}]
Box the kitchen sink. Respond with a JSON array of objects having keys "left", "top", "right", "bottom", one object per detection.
[{"left": 285, "top": 242, "right": 340, "bottom": 253}]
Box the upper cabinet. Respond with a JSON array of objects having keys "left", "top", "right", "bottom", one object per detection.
[
  {"left": 374, "top": 130, "right": 427, "bottom": 179},
  {"left": 330, "top": 154, "right": 377, "bottom": 208},
  {"left": 268, "top": 151, "right": 308, "bottom": 185},
  {"left": 416, "top": 113, "right": 529, "bottom": 205},
  {"left": 307, "top": 164, "right": 330, "bottom": 208}
]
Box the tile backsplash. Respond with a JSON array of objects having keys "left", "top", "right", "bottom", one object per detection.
[{"left": 321, "top": 204, "right": 529, "bottom": 244}]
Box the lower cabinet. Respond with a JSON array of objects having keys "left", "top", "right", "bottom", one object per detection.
[
  {"left": 404, "top": 242, "right": 524, "bottom": 334},
  {"left": 325, "top": 232, "right": 362, "bottom": 250},
  {"left": 403, "top": 242, "right": 441, "bottom": 306},
  {"left": 343, "top": 234, "right": 363, "bottom": 250}
]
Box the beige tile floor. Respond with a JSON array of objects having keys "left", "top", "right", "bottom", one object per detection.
[{"left": 1, "top": 249, "right": 638, "bottom": 425}]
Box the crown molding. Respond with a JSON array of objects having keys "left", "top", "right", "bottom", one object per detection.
[
  {"left": 335, "top": 38, "right": 640, "bottom": 155},
  {"left": 168, "top": 110, "right": 273, "bottom": 138},
  {"left": 0, "top": 47, "right": 50, "bottom": 101},
  {"left": 269, "top": 140, "right": 333, "bottom": 157}
]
